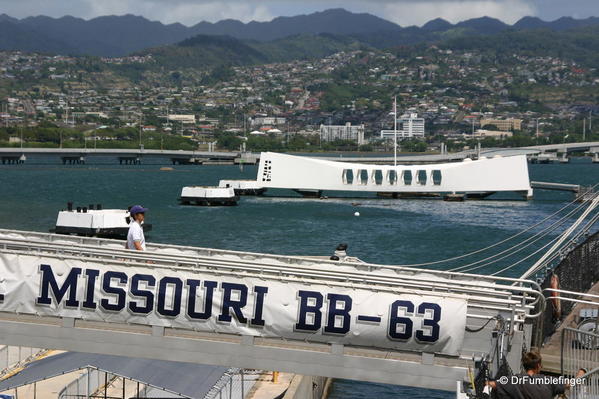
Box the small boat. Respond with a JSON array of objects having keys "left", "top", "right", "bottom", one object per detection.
[
  {"left": 218, "top": 180, "right": 266, "bottom": 196},
  {"left": 179, "top": 186, "right": 239, "bottom": 206},
  {"left": 53, "top": 203, "right": 152, "bottom": 238}
]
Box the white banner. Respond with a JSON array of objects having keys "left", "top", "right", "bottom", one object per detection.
[{"left": 0, "top": 253, "right": 467, "bottom": 355}]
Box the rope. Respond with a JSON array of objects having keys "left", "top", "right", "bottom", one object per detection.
[
  {"left": 520, "top": 190, "right": 599, "bottom": 279},
  {"left": 511, "top": 210, "right": 599, "bottom": 278},
  {"left": 449, "top": 200, "right": 589, "bottom": 273},
  {"left": 392, "top": 191, "right": 588, "bottom": 268}
]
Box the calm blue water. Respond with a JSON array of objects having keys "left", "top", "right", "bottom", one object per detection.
[{"left": 0, "top": 156, "right": 597, "bottom": 398}]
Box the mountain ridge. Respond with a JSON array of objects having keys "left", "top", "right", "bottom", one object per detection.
[{"left": 1, "top": 9, "right": 599, "bottom": 57}]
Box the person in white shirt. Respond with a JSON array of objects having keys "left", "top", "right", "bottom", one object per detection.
[{"left": 126, "top": 205, "right": 148, "bottom": 250}]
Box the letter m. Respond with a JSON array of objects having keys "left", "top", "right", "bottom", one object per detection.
[{"left": 36, "top": 264, "right": 81, "bottom": 307}]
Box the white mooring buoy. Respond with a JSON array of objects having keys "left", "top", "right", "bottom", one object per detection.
[{"left": 354, "top": 211, "right": 360, "bottom": 217}]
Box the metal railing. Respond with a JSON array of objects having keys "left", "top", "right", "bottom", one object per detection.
[
  {"left": 532, "top": 229, "right": 599, "bottom": 345},
  {"left": 570, "top": 367, "right": 599, "bottom": 399},
  {"left": 203, "top": 369, "right": 259, "bottom": 399},
  {"left": 561, "top": 327, "right": 599, "bottom": 377},
  {"left": 59, "top": 369, "right": 117, "bottom": 399},
  {"left": 0, "top": 346, "right": 43, "bottom": 376},
  {"left": 0, "top": 229, "right": 545, "bottom": 323}
]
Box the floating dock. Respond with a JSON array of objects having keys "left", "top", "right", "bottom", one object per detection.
[
  {"left": 219, "top": 180, "right": 266, "bottom": 196},
  {"left": 53, "top": 203, "right": 151, "bottom": 238},
  {"left": 179, "top": 186, "right": 239, "bottom": 206}
]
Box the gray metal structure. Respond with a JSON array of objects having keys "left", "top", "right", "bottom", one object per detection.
[
  {"left": 0, "top": 229, "right": 545, "bottom": 392},
  {"left": 0, "top": 352, "right": 228, "bottom": 399}
]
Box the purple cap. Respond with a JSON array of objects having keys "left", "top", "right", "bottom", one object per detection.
[{"left": 129, "top": 205, "right": 148, "bottom": 215}]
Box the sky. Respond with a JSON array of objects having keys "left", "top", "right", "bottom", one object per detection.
[{"left": 1, "top": 0, "right": 599, "bottom": 27}]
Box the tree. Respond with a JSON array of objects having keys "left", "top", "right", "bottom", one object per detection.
[{"left": 216, "top": 133, "right": 243, "bottom": 151}]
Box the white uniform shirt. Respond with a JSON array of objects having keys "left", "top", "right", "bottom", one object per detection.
[{"left": 127, "top": 220, "right": 146, "bottom": 250}]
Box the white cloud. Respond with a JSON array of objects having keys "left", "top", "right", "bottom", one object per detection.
[
  {"left": 8, "top": 0, "right": 596, "bottom": 27},
  {"left": 83, "top": 0, "right": 275, "bottom": 24},
  {"left": 376, "top": 0, "right": 538, "bottom": 26},
  {"left": 155, "top": 2, "right": 274, "bottom": 24},
  {"left": 0, "top": 0, "right": 274, "bottom": 24}
]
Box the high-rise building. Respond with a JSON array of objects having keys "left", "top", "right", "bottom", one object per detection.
[
  {"left": 380, "top": 113, "right": 425, "bottom": 140},
  {"left": 320, "top": 123, "right": 365, "bottom": 145}
]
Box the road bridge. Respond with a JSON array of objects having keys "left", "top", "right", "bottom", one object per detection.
[
  {"left": 0, "top": 229, "right": 544, "bottom": 392},
  {"left": 320, "top": 142, "right": 599, "bottom": 164},
  {"left": 0, "top": 148, "right": 254, "bottom": 165},
  {"left": 1, "top": 142, "right": 599, "bottom": 165}
]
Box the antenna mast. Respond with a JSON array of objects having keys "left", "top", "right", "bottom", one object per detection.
[{"left": 393, "top": 96, "right": 397, "bottom": 166}]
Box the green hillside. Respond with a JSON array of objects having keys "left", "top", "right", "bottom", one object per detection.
[
  {"left": 140, "top": 33, "right": 368, "bottom": 70},
  {"left": 440, "top": 26, "right": 599, "bottom": 68}
]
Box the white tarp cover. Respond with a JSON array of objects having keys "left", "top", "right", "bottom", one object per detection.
[{"left": 0, "top": 253, "right": 467, "bottom": 355}]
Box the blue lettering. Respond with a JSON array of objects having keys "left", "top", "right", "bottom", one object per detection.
[
  {"left": 250, "top": 286, "right": 269, "bottom": 327},
  {"left": 157, "top": 277, "right": 183, "bottom": 317},
  {"left": 295, "top": 291, "right": 323, "bottom": 331},
  {"left": 186, "top": 280, "right": 217, "bottom": 320},
  {"left": 388, "top": 300, "right": 414, "bottom": 341},
  {"left": 324, "top": 293, "right": 352, "bottom": 335},
  {"left": 82, "top": 269, "right": 99, "bottom": 310},
  {"left": 415, "top": 303, "right": 441, "bottom": 343},
  {"left": 36, "top": 264, "right": 81, "bottom": 307},
  {"left": 129, "top": 274, "right": 156, "bottom": 314},
  {"left": 100, "top": 271, "right": 127, "bottom": 312},
  {"left": 218, "top": 283, "right": 248, "bottom": 324}
]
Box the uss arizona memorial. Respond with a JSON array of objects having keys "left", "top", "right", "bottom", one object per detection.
[{"left": 256, "top": 152, "right": 533, "bottom": 199}]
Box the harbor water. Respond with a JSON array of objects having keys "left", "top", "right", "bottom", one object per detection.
[{"left": 0, "top": 156, "right": 597, "bottom": 398}]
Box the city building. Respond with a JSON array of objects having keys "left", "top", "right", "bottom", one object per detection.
[
  {"left": 380, "top": 113, "right": 425, "bottom": 140},
  {"left": 320, "top": 123, "right": 365, "bottom": 145},
  {"left": 480, "top": 118, "right": 522, "bottom": 131},
  {"left": 168, "top": 114, "right": 196, "bottom": 124},
  {"left": 473, "top": 129, "right": 514, "bottom": 138},
  {"left": 251, "top": 116, "right": 286, "bottom": 127}
]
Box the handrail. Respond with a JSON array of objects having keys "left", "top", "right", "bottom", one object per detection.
[
  {"left": 0, "top": 229, "right": 545, "bottom": 291},
  {"left": 0, "top": 229, "right": 545, "bottom": 320},
  {"left": 0, "top": 246, "right": 538, "bottom": 323},
  {"left": 542, "top": 289, "right": 599, "bottom": 309},
  {"left": 561, "top": 340, "right": 599, "bottom": 399},
  {"left": 0, "top": 239, "right": 544, "bottom": 317},
  {"left": 543, "top": 288, "right": 599, "bottom": 300},
  {"left": 0, "top": 240, "right": 538, "bottom": 304},
  {"left": 580, "top": 367, "right": 599, "bottom": 379},
  {"left": 560, "top": 327, "right": 599, "bottom": 376}
]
